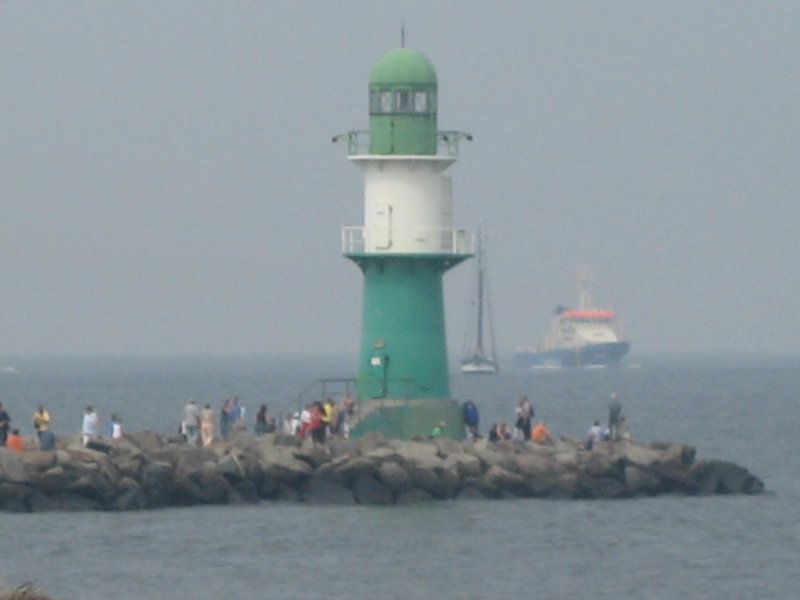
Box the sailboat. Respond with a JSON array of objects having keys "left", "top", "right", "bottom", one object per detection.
[{"left": 461, "top": 228, "right": 499, "bottom": 374}]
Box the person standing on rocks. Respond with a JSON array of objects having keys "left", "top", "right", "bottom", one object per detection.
[
  {"left": 0, "top": 402, "right": 11, "bottom": 446},
  {"left": 254, "top": 404, "right": 276, "bottom": 436},
  {"left": 32, "top": 405, "right": 51, "bottom": 440},
  {"left": 230, "top": 396, "right": 246, "bottom": 433},
  {"left": 182, "top": 399, "right": 200, "bottom": 445},
  {"left": 515, "top": 396, "right": 534, "bottom": 441},
  {"left": 81, "top": 406, "right": 99, "bottom": 447},
  {"left": 109, "top": 414, "right": 124, "bottom": 439},
  {"left": 309, "top": 401, "right": 325, "bottom": 444},
  {"left": 586, "top": 420, "right": 603, "bottom": 450},
  {"left": 463, "top": 400, "right": 480, "bottom": 440},
  {"left": 200, "top": 403, "right": 216, "bottom": 447},
  {"left": 608, "top": 393, "right": 623, "bottom": 440}
]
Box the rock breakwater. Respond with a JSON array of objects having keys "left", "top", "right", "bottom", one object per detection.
[{"left": 0, "top": 432, "right": 764, "bottom": 511}]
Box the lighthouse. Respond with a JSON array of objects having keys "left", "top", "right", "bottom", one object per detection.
[{"left": 336, "top": 48, "right": 474, "bottom": 439}]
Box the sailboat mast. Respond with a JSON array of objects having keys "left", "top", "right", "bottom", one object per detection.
[{"left": 476, "top": 229, "right": 484, "bottom": 353}]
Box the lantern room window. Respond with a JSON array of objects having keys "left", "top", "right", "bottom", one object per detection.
[{"left": 370, "top": 89, "right": 436, "bottom": 114}]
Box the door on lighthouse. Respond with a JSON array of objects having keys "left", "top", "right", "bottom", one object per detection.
[{"left": 368, "top": 347, "right": 389, "bottom": 398}]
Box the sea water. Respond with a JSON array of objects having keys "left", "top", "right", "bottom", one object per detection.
[{"left": 1, "top": 354, "right": 799, "bottom": 600}]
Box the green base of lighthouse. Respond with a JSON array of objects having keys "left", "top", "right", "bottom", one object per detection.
[{"left": 346, "top": 254, "right": 468, "bottom": 439}]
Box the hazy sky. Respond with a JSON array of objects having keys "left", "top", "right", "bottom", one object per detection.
[{"left": 1, "top": 1, "right": 798, "bottom": 358}]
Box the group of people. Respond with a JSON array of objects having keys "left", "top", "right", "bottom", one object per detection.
[
  {"left": 471, "top": 392, "right": 631, "bottom": 448},
  {"left": 482, "top": 395, "right": 554, "bottom": 444},
  {"left": 586, "top": 392, "right": 631, "bottom": 449},
  {"left": 179, "top": 393, "right": 356, "bottom": 448},
  {"left": 4, "top": 391, "right": 631, "bottom": 453},
  {"left": 81, "top": 406, "right": 124, "bottom": 446},
  {"left": 282, "top": 394, "right": 355, "bottom": 442},
  {"left": 0, "top": 402, "right": 111, "bottom": 452}
]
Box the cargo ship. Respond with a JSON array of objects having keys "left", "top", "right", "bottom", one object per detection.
[{"left": 514, "top": 279, "right": 630, "bottom": 368}]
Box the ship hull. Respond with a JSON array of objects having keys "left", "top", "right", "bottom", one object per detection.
[
  {"left": 460, "top": 357, "right": 499, "bottom": 374},
  {"left": 513, "top": 341, "right": 630, "bottom": 369}
]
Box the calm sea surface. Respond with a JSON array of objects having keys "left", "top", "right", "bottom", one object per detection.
[{"left": 1, "top": 354, "right": 799, "bottom": 599}]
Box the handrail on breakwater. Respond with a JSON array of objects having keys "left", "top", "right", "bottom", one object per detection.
[{"left": 279, "top": 377, "right": 356, "bottom": 420}]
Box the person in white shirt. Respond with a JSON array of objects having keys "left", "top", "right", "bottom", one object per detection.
[
  {"left": 82, "top": 406, "right": 99, "bottom": 446},
  {"left": 587, "top": 420, "right": 603, "bottom": 450}
]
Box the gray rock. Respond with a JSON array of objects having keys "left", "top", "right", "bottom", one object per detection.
[
  {"left": 333, "top": 455, "right": 379, "bottom": 484},
  {"left": 484, "top": 465, "right": 529, "bottom": 496},
  {"left": 258, "top": 476, "right": 280, "bottom": 499},
  {"left": 0, "top": 482, "right": 33, "bottom": 510},
  {"left": 19, "top": 450, "right": 57, "bottom": 473},
  {"left": 443, "top": 453, "right": 482, "bottom": 478},
  {"left": 378, "top": 461, "right": 413, "bottom": 493},
  {"left": 692, "top": 460, "right": 764, "bottom": 495},
  {"left": 433, "top": 464, "right": 461, "bottom": 499},
  {"left": 29, "top": 493, "right": 100, "bottom": 512},
  {"left": 407, "top": 464, "right": 439, "bottom": 493},
  {"left": 196, "top": 470, "right": 232, "bottom": 503},
  {"left": 396, "top": 488, "right": 435, "bottom": 504},
  {"left": 434, "top": 437, "right": 465, "bottom": 457},
  {"left": 67, "top": 471, "right": 116, "bottom": 503},
  {"left": 577, "top": 472, "right": 627, "bottom": 498},
  {"left": 302, "top": 478, "right": 356, "bottom": 505},
  {"left": 353, "top": 474, "right": 394, "bottom": 505},
  {"left": 0, "top": 448, "right": 31, "bottom": 484},
  {"left": 277, "top": 483, "right": 301, "bottom": 502},
  {"left": 463, "top": 475, "right": 502, "bottom": 499},
  {"left": 652, "top": 461, "right": 698, "bottom": 494},
  {"left": 475, "top": 447, "right": 517, "bottom": 472},
  {"left": 457, "top": 486, "right": 490, "bottom": 500},
  {"left": 624, "top": 465, "right": 663, "bottom": 495},
  {"left": 140, "top": 460, "right": 174, "bottom": 507},
  {"left": 230, "top": 479, "right": 260, "bottom": 504},
  {"left": 125, "top": 430, "right": 163, "bottom": 452},
  {"left": 515, "top": 453, "right": 555, "bottom": 478},
  {"left": 215, "top": 453, "right": 246, "bottom": 480},
  {"left": 112, "top": 484, "right": 149, "bottom": 511},
  {"left": 258, "top": 445, "right": 313, "bottom": 484}
]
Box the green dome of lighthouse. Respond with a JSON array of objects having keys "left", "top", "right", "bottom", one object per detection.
[{"left": 369, "top": 48, "right": 437, "bottom": 87}]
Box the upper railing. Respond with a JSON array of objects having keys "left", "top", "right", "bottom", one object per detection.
[
  {"left": 342, "top": 226, "right": 476, "bottom": 255},
  {"left": 331, "top": 130, "right": 473, "bottom": 157}
]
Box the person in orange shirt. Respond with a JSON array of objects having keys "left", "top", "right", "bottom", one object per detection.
[
  {"left": 5, "top": 428, "right": 24, "bottom": 452},
  {"left": 531, "top": 421, "right": 553, "bottom": 444}
]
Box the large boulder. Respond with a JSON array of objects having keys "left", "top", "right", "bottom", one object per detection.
[
  {"left": 18, "top": 451, "right": 57, "bottom": 473},
  {"left": 258, "top": 445, "right": 313, "bottom": 484},
  {"left": 352, "top": 474, "right": 393, "bottom": 505},
  {"left": 0, "top": 448, "right": 30, "bottom": 484},
  {"left": 215, "top": 453, "right": 246, "bottom": 480},
  {"left": 28, "top": 493, "right": 100, "bottom": 512},
  {"left": 112, "top": 484, "right": 149, "bottom": 511},
  {"left": 0, "top": 482, "right": 33, "bottom": 511},
  {"left": 125, "top": 431, "right": 163, "bottom": 453},
  {"left": 692, "top": 460, "right": 765, "bottom": 495},
  {"left": 432, "top": 464, "right": 461, "bottom": 499},
  {"left": 624, "top": 465, "right": 663, "bottom": 496},
  {"left": 332, "top": 455, "right": 379, "bottom": 484},
  {"left": 396, "top": 488, "right": 435, "bottom": 504},
  {"left": 484, "top": 465, "right": 529, "bottom": 497},
  {"left": 139, "top": 460, "right": 174, "bottom": 507},
  {"left": 377, "top": 461, "right": 413, "bottom": 493},
  {"left": 302, "top": 478, "right": 356, "bottom": 505},
  {"left": 475, "top": 446, "right": 517, "bottom": 472},
  {"left": 443, "top": 453, "right": 482, "bottom": 478}
]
